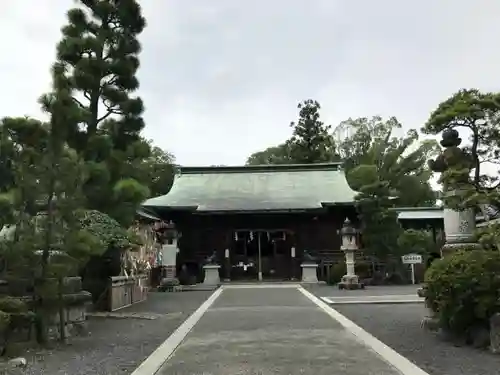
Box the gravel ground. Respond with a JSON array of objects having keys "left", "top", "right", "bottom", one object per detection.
[
  {"left": 307, "top": 285, "right": 500, "bottom": 375},
  {"left": 22, "top": 290, "right": 214, "bottom": 375}
]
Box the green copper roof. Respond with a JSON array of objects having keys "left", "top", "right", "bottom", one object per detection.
[{"left": 142, "top": 163, "right": 357, "bottom": 212}]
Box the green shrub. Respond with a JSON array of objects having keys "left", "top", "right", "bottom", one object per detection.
[
  {"left": 355, "top": 262, "right": 371, "bottom": 279},
  {"left": 0, "top": 297, "right": 28, "bottom": 313},
  {"left": 327, "top": 263, "right": 346, "bottom": 285},
  {"left": 425, "top": 249, "right": 500, "bottom": 334}
]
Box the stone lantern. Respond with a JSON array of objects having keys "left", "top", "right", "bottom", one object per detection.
[
  {"left": 156, "top": 220, "right": 180, "bottom": 280},
  {"left": 338, "top": 218, "right": 364, "bottom": 290}
]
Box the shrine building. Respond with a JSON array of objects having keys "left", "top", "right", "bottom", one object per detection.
[{"left": 140, "top": 163, "right": 441, "bottom": 282}]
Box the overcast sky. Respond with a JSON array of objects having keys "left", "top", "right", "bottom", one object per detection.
[{"left": 2, "top": 0, "right": 500, "bottom": 166}]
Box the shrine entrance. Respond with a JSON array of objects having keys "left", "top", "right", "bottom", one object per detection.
[{"left": 230, "top": 230, "right": 294, "bottom": 281}]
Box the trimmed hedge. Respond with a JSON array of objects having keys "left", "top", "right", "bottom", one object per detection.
[{"left": 425, "top": 249, "right": 500, "bottom": 334}]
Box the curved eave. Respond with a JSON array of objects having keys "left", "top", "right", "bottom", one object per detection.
[
  {"left": 321, "top": 201, "right": 355, "bottom": 207},
  {"left": 136, "top": 208, "right": 162, "bottom": 221},
  {"left": 141, "top": 204, "right": 199, "bottom": 212},
  {"left": 194, "top": 208, "right": 327, "bottom": 215}
]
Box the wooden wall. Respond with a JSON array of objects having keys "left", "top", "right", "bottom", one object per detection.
[{"left": 171, "top": 207, "right": 357, "bottom": 266}]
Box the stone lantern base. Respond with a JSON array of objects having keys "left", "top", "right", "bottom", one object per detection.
[
  {"left": 203, "top": 264, "right": 221, "bottom": 286},
  {"left": 300, "top": 263, "right": 319, "bottom": 283},
  {"left": 338, "top": 275, "right": 365, "bottom": 290}
]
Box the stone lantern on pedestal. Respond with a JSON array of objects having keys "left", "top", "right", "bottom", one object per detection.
[
  {"left": 338, "top": 218, "right": 364, "bottom": 290},
  {"left": 157, "top": 220, "right": 180, "bottom": 281},
  {"left": 427, "top": 129, "right": 480, "bottom": 256}
]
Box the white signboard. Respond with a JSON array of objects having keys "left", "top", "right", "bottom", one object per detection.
[
  {"left": 401, "top": 254, "right": 423, "bottom": 264},
  {"left": 402, "top": 253, "right": 422, "bottom": 285}
]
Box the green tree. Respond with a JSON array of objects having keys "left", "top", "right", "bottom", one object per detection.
[
  {"left": 337, "top": 116, "right": 439, "bottom": 207},
  {"left": 50, "top": 0, "right": 150, "bottom": 225},
  {"left": 288, "top": 99, "right": 338, "bottom": 163},
  {"left": 246, "top": 143, "right": 292, "bottom": 165},
  {"left": 349, "top": 164, "right": 402, "bottom": 261},
  {"left": 422, "top": 89, "right": 500, "bottom": 208},
  {"left": 342, "top": 116, "right": 440, "bottom": 262},
  {"left": 397, "top": 228, "right": 436, "bottom": 256},
  {"left": 142, "top": 142, "right": 176, "bottom": 197}
]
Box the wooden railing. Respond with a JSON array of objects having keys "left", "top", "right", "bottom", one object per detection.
[{"left": 108, "top": 274, "right": 149, "bottom": 311}]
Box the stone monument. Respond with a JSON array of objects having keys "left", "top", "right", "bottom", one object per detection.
[
  {"left": 420, "top": 128, "right": 479, "bottom": 319},
  {"left": 338, "top": 218, "right": 364, "bottom": 290},
  {"left": 203, "top": 250, "right": 221, "bottom": 286},
  {"left": 427, "top": 128, "right": 479, "bottom": 256},
  {"left": 300, "top": 250, "right": 319, "bottom": 283}
]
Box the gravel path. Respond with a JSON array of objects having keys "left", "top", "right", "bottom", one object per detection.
[
  {"left": 307, "top": 285, "right": 500, "bottom": 375},
  {"left": 22, "top": 290, "right": 214, "bottom": 375}
]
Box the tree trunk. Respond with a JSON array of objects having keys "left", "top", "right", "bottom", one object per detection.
[
  {"left": 37, "top": 153, "right": 56, "bottom": 345},
  {"left": 58, "top": 277, "right": 66, "bottom": 342}
]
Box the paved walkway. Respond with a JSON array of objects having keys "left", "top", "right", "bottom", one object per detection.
[{"left": 134, "top": 285, "right": 429, "bottom": 375}]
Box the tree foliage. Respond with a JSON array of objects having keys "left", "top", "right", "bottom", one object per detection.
[
  {"left": 246, "top": 143, "right": 292, "bottom": 165},
  {"left": 336, "top": 116, "right": 439, "bottom": 207},
  {"left": 287, "top": 99, "right": 338, "bottom": 164},
  {"left": 422, "top": 89, "right": 500, "bottom": 209},
  {"left": 142, "top": 143, "right": 176, "bottom": 197},
  {"left": 397, "top": 228, "right": 436, "bottom": 256},
  {"left": 339, "top": 116, "right": 440, "bottom": 259},
  {"left": 49, "top": 0, "right": 153, "bottom": 226},
  {"left": 246, "top": 99, "right": 338, "bottom": 165}
]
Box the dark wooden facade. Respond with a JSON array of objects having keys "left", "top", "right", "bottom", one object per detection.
[{"left": 165, "top": 207, "right": 357, "bottom": 281}]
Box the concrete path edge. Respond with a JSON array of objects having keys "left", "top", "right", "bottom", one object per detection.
[
  {"left": 298, "top": 286, "right": 430, "bottom": 375},
  {"left": 130, "top": 287, "right": 224, "bottom": 375}
]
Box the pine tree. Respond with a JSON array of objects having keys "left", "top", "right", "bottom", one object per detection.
[
  {"left": 288, "top": 99, "right": 337, "bottom": 163},
  {"left": 51, "top": 0, "right": 150, "bottom": 225}
]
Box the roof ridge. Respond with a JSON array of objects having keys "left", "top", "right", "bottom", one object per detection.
[{"left": 179, "top": 163, "right": 343, "bottom": 175}]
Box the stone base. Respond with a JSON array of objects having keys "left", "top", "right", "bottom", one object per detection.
[
  {"left": 441, "top": 242, "right": 481, "bottom": 257},
  {"left": 203, "top": 265, "right": 221, "bottom": 286},
  {"left": 338, "top": 275, "right": 365, "bottom": 290},
  {"left": 300, "top": 263, "right": 319, "bottom": 283},
  {"left": 158, "top": 278, "right": 181, "bottom": 292},
  {"left": 417, "top": 286, "right": 426, "bottom": 298}
]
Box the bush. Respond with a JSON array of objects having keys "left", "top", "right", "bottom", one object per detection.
[
  {"left": 0, "top": 297, "right": 28, "bottom": 314},
  {"left": 425, "top": 249, "right": 500, "bottom": 335},
  {"left": 327, "top": 263, "right": 345, "bottom": 285},
  {"left": 355, "top": 262, "right": 371, "bottom": 279}
]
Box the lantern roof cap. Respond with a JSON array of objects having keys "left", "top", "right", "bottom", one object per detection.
[{"left": 340, "top": 217, "right": 357, "bottom": 235}]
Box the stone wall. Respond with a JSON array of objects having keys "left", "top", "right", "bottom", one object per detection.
[{"left": 0, "top": 276, "right": 92, "bottom": 351}]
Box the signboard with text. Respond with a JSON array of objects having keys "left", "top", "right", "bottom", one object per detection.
[{"left": 401, "top": 253, "right": 423, "bottom": 264}]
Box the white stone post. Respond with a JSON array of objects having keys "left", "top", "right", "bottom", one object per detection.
[
  {"left": 344, "top": 249, "right": 355, "bottom": 277},
  {"left": 440, "top": 189, "right": 480, "bottom": 257},
  {"left": 159, "top": 222, "right": 180, "bottom": 281}
]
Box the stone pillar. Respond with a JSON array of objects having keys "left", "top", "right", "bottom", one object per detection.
[
  {"left": 345, "top": 249, "right": 355, "bottom": 277},
  {"left": 440, "top": 189, "right": 479, "bottom": 256},
  {"left": 223, "top": 248, "right": 231, "bottom": 282},
  {"left": 158, "top": 221, "right": 180, "bottom": 283},
  {"left": 427, "top": 129, "right": 479, "bottom": 257},
  {"left": 300, "top": 263, "right": 319, "bottom": 283},
  {"left": 203, "top": 265, "right": 221, "bottom": 286},
  {"left": 161, "top": 240, "right": 179, "bottom": 278},
  {"left": 420, "top": 129, "right": 479, "bottom": 321}
]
